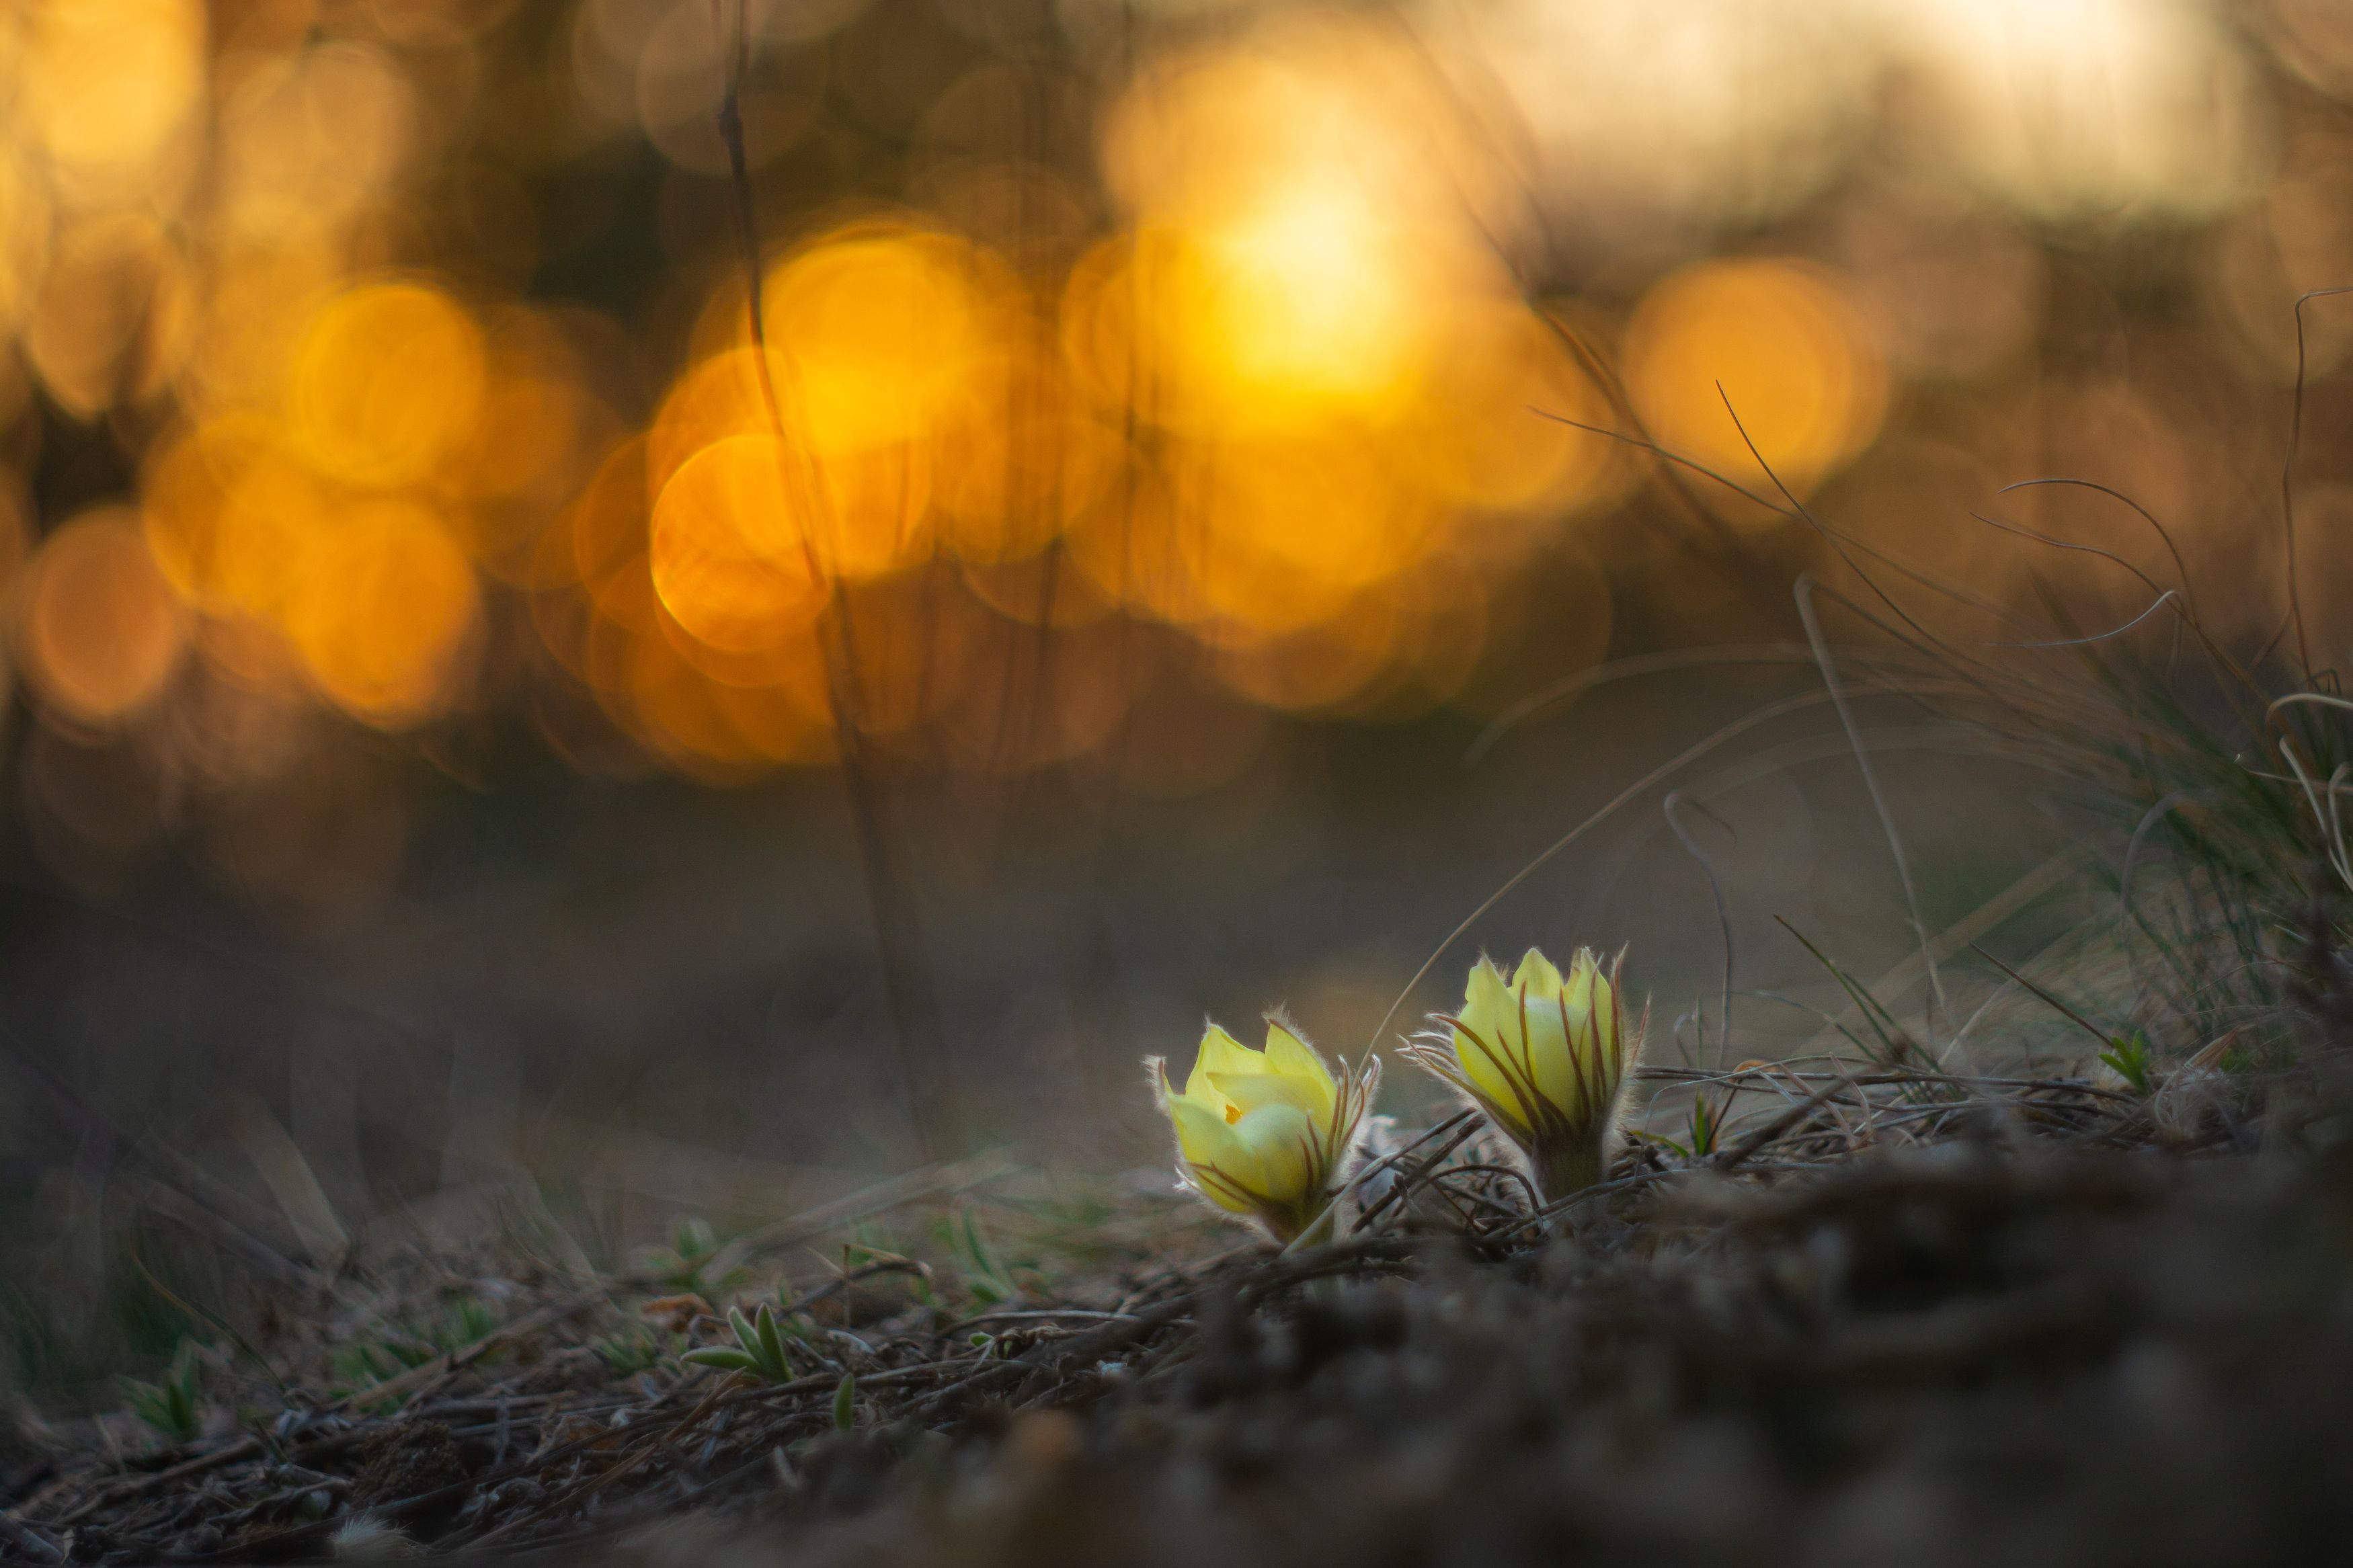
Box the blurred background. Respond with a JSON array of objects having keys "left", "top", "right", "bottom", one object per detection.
[{"left": 4, "top": 0, "right": 2353, "bottom": 1397}]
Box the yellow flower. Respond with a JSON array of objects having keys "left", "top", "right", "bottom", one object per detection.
[
  {"left": 1147, "top": 1017, "right": 1380, "bottom": 1245},
  {"left": 1404, "top": 946, "right": 1641, "bottom": 1202}
]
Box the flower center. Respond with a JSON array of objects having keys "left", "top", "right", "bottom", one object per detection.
[{"left": 1224, "top": 1102, "right": 1242, "bottom": 1125}]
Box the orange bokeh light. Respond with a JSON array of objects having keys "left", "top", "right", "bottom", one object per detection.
[
  {"left": 1399, "top": 303, "right": 1624, "bottom": 516},
  {"left": 649, "top": 433, "right": 832, "bottom": 654},
  {"left": 647, "top": 348, "right": 773, "bottom": 502},
  {"left": 280, "top": 499, "right": 481, "bottom": 726},
  {"left": 760, "top": 224, "right": 1004, "bottom": 457},
  {"left": 22, "top": 0, "right": 208, "bottom": 204},
  {"left": 1095, "top": 25, "right": 1500, "bottom": 439},
  {"left": 930, "top": 341, "right": 1128, "bottom": 566},
  {"left": 17, "top": 506, "right": 190, "bottom": 727},
  {"left": 142, "top": 417, "right": 315, "bottom": 619},
  {"left": 290, "top": 280, "right": 488, "bottom": 488},
  {"left": 1622, "top": 257, "right": 1890, "bottom": 511}
]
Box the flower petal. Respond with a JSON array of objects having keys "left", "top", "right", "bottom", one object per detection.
[
  {"left": 1521, "top": 971, "right": 1580, "bottom": 1119},
  {"left": 1458, "top": 954, "right": 1513, "bottom": 1043},
  {"left": 1455, "top": 955, "right": 1533, "bottom": 1128},
  {"left": 1165, "top": 1093, "right": 1240, "bottom": 1171},
  {"left": 1185, "top": 1022, "right": 1258, "bottom": 1109},
  {"left": 1229, "top": 1102, "right": 1318, "bottom": 1206},
  {"left": 1573, "top": 950, "right": 1616, "bottom": 1054},
  {"left": 1260, "top": 1020, "right": 1337, "bottom": 1117},
  {"left": 1207, "top": 1069, "right": 1326, "bottom": 1122},
  {"left": 1512, "top": 947, "right": 1566, "bottom": 1003}
]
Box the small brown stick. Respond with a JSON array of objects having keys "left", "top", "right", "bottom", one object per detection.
[
  {"left": 1349, "top": 1110, "right": 1480, "bottom": 1201},
  {"left": 950, "top": 1308, "right": 1141, "bottom": 1331},
  {"left": 1495, "top": 1167, "right": 1679, "bottom": 1239},
  {"left": 208, "top": 1477, "right": 352, "bottom": 1531},
  {"left": 1421, "top": 1171, "right": 1525, "bottom": 1226},
  {"left": 1714, "top": 1072, "right": 1862, "bottom": 1174},
  {"left": 461, "top": 1374, "right": 738, "bottom": 1552},
  {"left": 42, "top": 1438, "right": 264, "bottom": 1528},
  {"left": 1439, "top": 1163, "right": 1544, "bottom": 1216},
  {"left": 1352, "top": 1116, "right": 1484, "bottom": 1235},
  {"left": 979, "top": 1239, "right": 1419, "bottom": 1407},
  {"left": 1638, "top": 1064, "right": 2137, "bottom": 1104}
]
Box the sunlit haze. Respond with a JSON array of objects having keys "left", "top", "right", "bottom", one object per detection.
[{"left": 0, "top": 0, "right": 2342, "bottom": 893}]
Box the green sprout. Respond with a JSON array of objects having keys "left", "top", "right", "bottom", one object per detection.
[
  {"left": 440, "top": 1296, "right": 500, "bottom": 1351},
  {"left": 832, "top": 1372, "right": 856, "bottom": 1431},
  {"left": 2099, "top": 1030, "right": 2156, "bottom": 1096},
  {"left": 682, "top": 1303, "right": 800, "bottom": 1383},
  {"left": 639, "top": 1218, "right": 750, "bottom": 1294},
  {"left": 594, "top": 1322, "right": 682, "bottom": 1375},
  {"left": 1642, "top": 1088, "right": 1725, "bottom": 1161},
  {"left": 1681, "top": 1089, "right": 1724, "bottom": 1159},
  {"left": 327, "top": 1296, "right": 504, "bottom": 1409},
  {"left": 950, "top": 1203, "right": 1018, "bottom": 1306},
  {"left": 122, "top": 1339, "right": 204, "bottom": 1446},
  {"left": 1970, "top": 944, "right": 2169, "bottom": 1099},
  {"left": 329, "top": 1335, "right": 433, "bottom": 1411}
]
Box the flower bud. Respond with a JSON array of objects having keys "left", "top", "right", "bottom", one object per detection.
[
  {"left": 1147, "top": 1016, "right": 1379, "bottom": 1244},
  {"left": 1405, "top": 946, "right": 1640, "bottom": 1202}
]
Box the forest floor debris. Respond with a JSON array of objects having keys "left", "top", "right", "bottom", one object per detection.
[{"left": 1, "top": 1057, "right": 2334, "bottom": 1565}]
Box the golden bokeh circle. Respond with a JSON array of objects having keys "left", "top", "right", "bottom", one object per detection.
[
  {"left": 1622, "top": 257, "right": 1890, "bottom": 515},
  {"left": 290, "top": 280, "right": 489, "bottom": 487},
  {"left": 649, "top": 433, "right": 832, "bottom": 654},
  {"left": 280, "top": 499, "right": 483, "bottom": 727},
  {"left": 18, "top": 506, "right": 190, "bottom": 728}
]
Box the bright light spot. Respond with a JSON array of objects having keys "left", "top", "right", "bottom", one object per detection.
[
  {"left": 290, "top": 281, "right": 488, "bottom": 487},
  {"left": 1429, "top": 0, "right": 1876, "bottom": 227},
  {"left": 760, "top": 226, "right": 1002, "bottom": 456},
  {"left": 1886, "top": 0, "right": 2264, "bottom": 218},
  {"left": 811, "top": 442, "right": 934, "bottom": 581},
  {"left": 217, "top": 44, "right": 417, "bottom": 239},
  {"left": 1094, "top": 26, "right": 1493, "bottom": 436},
  {"left": 1433, "top": 0, "right": 2260, "bottom": 231},
  {"left": 23, "top": 0, "right": 208, "bottom": 204},
  {"left": 649, "top": 433, "right": 831, "bottom": 653}
]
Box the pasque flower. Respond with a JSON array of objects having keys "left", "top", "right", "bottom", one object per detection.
[
  {"left": 1148, "top": 1017, "right": 1380, "bottom": 1245},
  {"left": 1404, "top": 946, "right": 1641, "bottom": 1202}
]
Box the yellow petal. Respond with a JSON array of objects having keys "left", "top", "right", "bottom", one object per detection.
[
  {"left": 1207, "top": 1069, "right": 1326, "bottom": 1124},
  {"left": 1259, "top": 1020, "right": 1337, "bottom": 1118},
  {"left": 1163, "top": 1091, "right": 1229, "bottom": 1165},
  {"left": 1573, "top": 950, "right": 1617, "bottom": 1053},
  {"left": 1454, "top": 955, "right": 1533, "bottom": 1131},
  {"left": 1519, "top": 971, "right": 1581, "bottom": 1118},
  {"left": 1512, "top": 947, "right": 1566, "bottom": 1003},
  {"left": 1228, "top": 1102, "right": 1317, "bottom": 1205},
  {"left": 1165, "top": 1096, "right": 1257, "bottom": 1214},
  {"left": 1457, "top": 955, "right": 1512, "bottom": 1045},
  {"left": 1185, "top": 1022, "right": 1258, "bottom": 1109}
]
